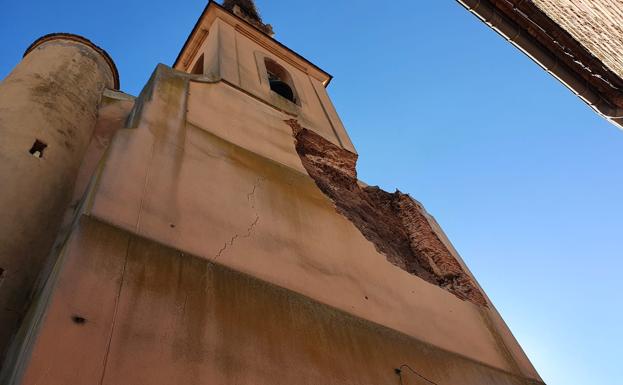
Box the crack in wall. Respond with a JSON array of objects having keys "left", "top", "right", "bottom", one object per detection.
[
  {"left": 214, "top": 178, "right": 264, "bottom": 260},
  {"left": 214, "top": 215, "right": 260, "bottom": 260},
  {"left": 246, "top": 177, "right": 265, "bottom": 209},
  {"left": 287, "top": 119, "right": 487, "bottom": 306}
]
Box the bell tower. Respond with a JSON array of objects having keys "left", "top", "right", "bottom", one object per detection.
[
  {"left": 173, "top": 0, "right": 355, "bottom": 158},
  {"left": 0, "top": 2, "right": 544, "bottom": 384}
]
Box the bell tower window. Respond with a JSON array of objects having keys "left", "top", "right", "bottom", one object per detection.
[
  {"left": 264, "top": 58, "right": 296, "bottom": 103},
  {"left": 191, "top": 54, "right": 204, "bottom": 75}
]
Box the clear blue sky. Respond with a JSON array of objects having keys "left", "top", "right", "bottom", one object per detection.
[{"left": 2, "top": 1, "right": 622, "bottom": 384}]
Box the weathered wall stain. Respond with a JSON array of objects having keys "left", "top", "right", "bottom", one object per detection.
[
  {"left": 17, "top": 217, "right": 534, "bottom": 385},
  {"left": 287, "top": 119, "right": 487, "bottom": 306},
  {"left": 0, "top": 36, "right": 117, "bottom": 361}
]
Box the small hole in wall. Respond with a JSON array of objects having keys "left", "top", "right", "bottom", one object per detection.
[
  {"left": 365, "top": 296, "right": 369, "bottom": 300},
  {"left": 170, "top": 224, "right": 176, "bottom": 229},
  {"left": 72, "top": 315, "right": 87, "bottom": 325},
  {"left": 29, "top": 139, "right": 47, "bottom": 158}
]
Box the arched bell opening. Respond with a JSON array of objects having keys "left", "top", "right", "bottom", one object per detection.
[{"left": 264, "top": 57, "right": 297, "bottom": 104}]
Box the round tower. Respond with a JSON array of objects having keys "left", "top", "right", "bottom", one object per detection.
[{"left": 0, "top": 34, "right": 119, "bottom": 357}]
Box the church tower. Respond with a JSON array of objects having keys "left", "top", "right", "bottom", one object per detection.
[{"left": 0, "top": 1, "right": 544, "bottom": 384}]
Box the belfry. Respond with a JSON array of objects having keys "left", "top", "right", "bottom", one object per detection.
[{"left": 0, "top": 1, "right": 543, "bottom": 384}]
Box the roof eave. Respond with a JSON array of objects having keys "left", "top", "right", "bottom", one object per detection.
[
  {"left": 174, "top": 1, "right": 333, "bottom": 87},
  {"left": 456, "top": 0, "right": 623, "bottom": 129}
]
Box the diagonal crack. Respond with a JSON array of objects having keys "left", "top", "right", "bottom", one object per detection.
[
  {"left": 214, "top": 178, "right": 264, "bottom": 260},
  {"left": 246, "top": 177, "right": 265, "bottom": 209},
  {"left": 214, "top": 215, "right": 260, "bottom": 260}
]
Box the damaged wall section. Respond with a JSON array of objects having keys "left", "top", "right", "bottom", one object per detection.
[{"left": 287, "top": 120, "right": 487, "bottom": 306}]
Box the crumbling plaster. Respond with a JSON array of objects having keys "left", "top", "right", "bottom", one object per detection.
[
  {"left": 289, "top": 120, "right": 487, "bottom": 306},
  {"left": 0, "top": 4, "right": 543, "bottom": 383},
  {"left": 83, "top": 64, "right": 540, "bottom": 380}
]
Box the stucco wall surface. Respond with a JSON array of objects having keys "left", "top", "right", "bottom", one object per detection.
[
  {"left": 0, "top": 5, "right": 544, "bottom": 382},
  {"left": 0, "top": 39, "right": 115, "bottom": 359},
  {"left": 181, "top": 17, "right": 355, "bottom": 153},
  {"left": 84, "top": 65, "right": 540, "bottom": 381},
  {"left": 532, "top": 0, "right": 623, "bottom": 79},
  {"left": 17, "top": 216, "right": 542, "bottom": 385}
]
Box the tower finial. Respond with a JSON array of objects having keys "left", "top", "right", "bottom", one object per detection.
[{"left": 222, "top": 0, "right": 274, "bottom": 36}]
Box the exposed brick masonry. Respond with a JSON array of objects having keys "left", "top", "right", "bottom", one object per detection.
[
  {"left": 532, "top": 0, "right": 623, "bottom": 81},
  {"left": 287, "top": 120, "right": 487, "bottom": 306}
]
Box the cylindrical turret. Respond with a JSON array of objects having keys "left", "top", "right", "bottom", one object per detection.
[{"left": 0, "top": 34, "right": 118, "bottom": 358}]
